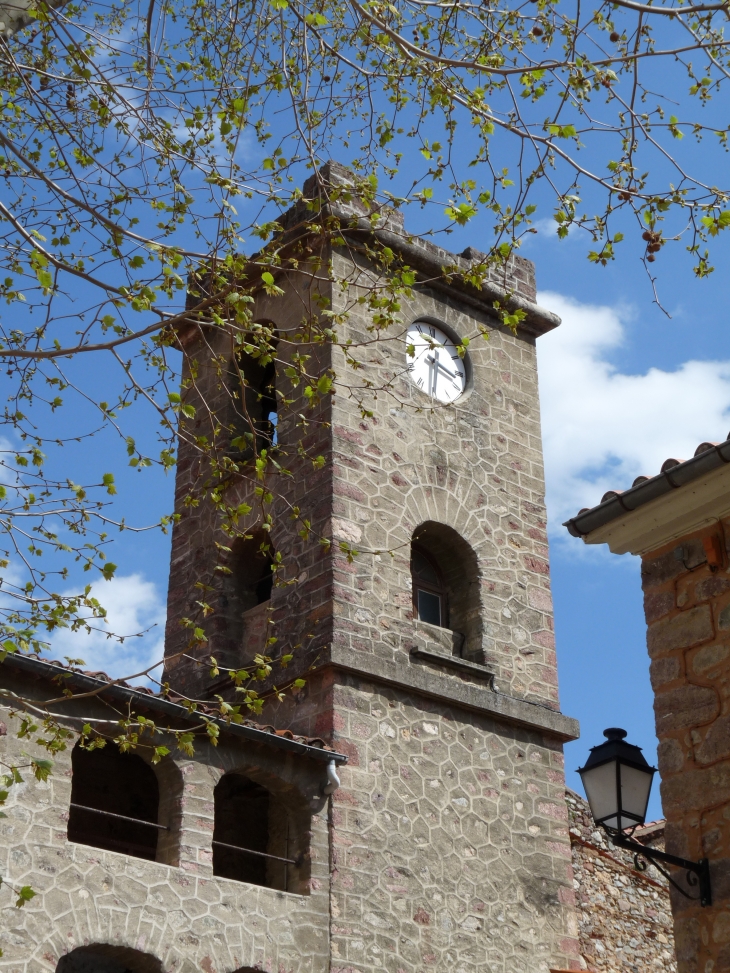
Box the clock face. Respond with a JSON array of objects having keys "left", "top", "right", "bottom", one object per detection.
[{"left": 405, "top": 322, "right": 467, "bottom": 404}]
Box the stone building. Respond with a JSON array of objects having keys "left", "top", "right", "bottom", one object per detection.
[
  {"left": 568, "top": 790, "right": 676, "bottom": 973},
  {"left": 0, "top": 162, "right": 585, "bottom": 973},
  {"left": 565, "top": 438, "right": 730, "bottom": 973}
]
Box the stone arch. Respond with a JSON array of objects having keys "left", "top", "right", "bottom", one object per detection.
[
  {"left": 412, "top": 520, "right": 483, "bottom": 661},
  {"left": 68, "top": 739, "right": 183, "bottom": 867},
  {"left": 56, "top": 944, "right": 162, "bottom": 973},
  {"left": 212, "top": 760, "right": 312, "bottom": 895}
]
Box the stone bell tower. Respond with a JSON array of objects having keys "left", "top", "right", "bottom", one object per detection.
[{"left": 164, "top": 162, "right": 581, "bottom": 973}]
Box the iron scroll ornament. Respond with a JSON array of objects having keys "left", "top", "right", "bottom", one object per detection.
[{"left": 608, "top": 829, "right": 712, "bottom": 908}]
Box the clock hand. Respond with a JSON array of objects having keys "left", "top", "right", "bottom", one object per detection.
[{"left": 426, "top": 348, "right": 459, "bottom": 397}]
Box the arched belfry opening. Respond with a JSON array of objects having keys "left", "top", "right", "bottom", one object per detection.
[
  {"left": 411, "top": 522, "right": 483, "bottom": 662},
  {"left": 67, "top": 742, "right": 181, "bottom": 865},
  {"left": 212, "top": 771, "right": 310, "bottom": 894},
  {"left": 231, "top": 530, "right": 275, "bottom": 610},
  {"left": 56, "top": 945, "right": 163, "bottom": 973},
  {"left": 215, "top": 529, "right": 276, "bottom": 671},
  {"left": 230, "top": 326, "right": 278, "bottom": 455}
]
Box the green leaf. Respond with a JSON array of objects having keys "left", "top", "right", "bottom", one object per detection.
[
  {"left": 31, "top": 758, "right": 52, "bottom": 782},
  {"left": 444, "top": 203, "right": 477, "bottom": 225},
  {"left": 16, "top": 886, "right": 36, "bottom": 907},
  {"left": 101, "top": 562, "right": 117, "bottom": 581}
]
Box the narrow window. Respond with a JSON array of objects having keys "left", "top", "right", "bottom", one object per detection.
[
  {"left": 212, "top": 772, "right": 308, "bottom": 892},
  {"left": 68, "top": 744, "right": 162, "bottom": 861},
  {"left": 410, "top": 523, "right": 483, "bottom": 662},
  {"left": 232, "top": 347, "right": 278, "bottom": 453},
  {"left": 231, "top": 533, "right": 274, "bottom": 612},
  {"left": 411, "top": 544, "right": 447, "bottom": 627}
]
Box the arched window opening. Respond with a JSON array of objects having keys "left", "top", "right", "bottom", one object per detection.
[
  {"left": 231, "top": 532, "right": 275, "bottom": 612},
  {"left": 213, "top": 772, "right": 309, "bottom": 893},
  {"left": 411, "top": 545, "right": 447, "bottom": 627},
  {"left": 56, "top": 944, "right": 163, "bottom": 973},
  {"left": 68, "top": 744, "right": 163, "bottom": 861},
  {"left": 411, "top": 523, "right": 483, "bottom": 662},
  {"left": 231, "top": 336, "right": 278, "bottom": 454},
  {"left": 211, "top": 530, "right": 277, "bottom": 678}
]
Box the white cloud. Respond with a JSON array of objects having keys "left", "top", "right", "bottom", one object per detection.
[
  {"left": 536, "top": 291, "right": 730, "bottom": 536},
  {"left": 47, "top": 573, "right": 166, "bottom": 685}
]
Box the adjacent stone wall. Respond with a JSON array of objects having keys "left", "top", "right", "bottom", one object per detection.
[
  {"left": 640, "top": 522, "right": 730, "bottom": 973},
  {"left": 567, "top": 790, "right": 676, "bottom": 973}
]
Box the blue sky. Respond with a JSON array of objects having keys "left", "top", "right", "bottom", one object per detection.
[{"left": 531, "top": 228, "right": 730, "bottom": 819}]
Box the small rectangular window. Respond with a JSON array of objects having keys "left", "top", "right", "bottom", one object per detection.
[{"left": 417, "top": 589, "right": 441, "bottom": 626}]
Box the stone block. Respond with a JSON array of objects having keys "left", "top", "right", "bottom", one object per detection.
[
  {"left": 654, "top": 684, "right": 719, "bottom": 733},
  {"left": 691, "top": 642, "right": 730, "bottom": 675},
  {"left": 647, "top": 606, "right": 714, "bottom": 657},
  {"left": 650, "top": 656, "right": 682, "bottom": 690},
  {"left": 695, "top": 715, "right": 730, "bottom": 764}
]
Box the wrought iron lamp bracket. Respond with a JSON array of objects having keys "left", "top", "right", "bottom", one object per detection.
[{"left": 607, "top": 829, "right": 712, "bottom": 908}]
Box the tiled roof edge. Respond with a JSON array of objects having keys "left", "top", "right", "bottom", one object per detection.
[
  {"left": 1, "top": 653, "right": 348, "bottom": 765},
  {"left": 563, "top": 439, "right": 730, "bottom": 538}
]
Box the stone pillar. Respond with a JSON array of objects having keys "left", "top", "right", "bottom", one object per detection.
[{"left": 641, "top": 522, "right": 730, "bottom": 973}]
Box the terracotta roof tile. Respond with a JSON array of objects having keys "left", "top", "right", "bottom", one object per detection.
[{"left": 564, "top": 434, "right": 730, "bottom": 539}]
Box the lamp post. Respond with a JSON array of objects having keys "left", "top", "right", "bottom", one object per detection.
[{"left": 578, "top": 728, "right": 712, "bottom": 907}]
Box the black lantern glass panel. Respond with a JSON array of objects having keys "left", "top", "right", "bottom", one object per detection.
[{"left": 577, "top": 727, "right": 656, "bottom": 833}]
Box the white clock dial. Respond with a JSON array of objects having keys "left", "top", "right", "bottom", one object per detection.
[{"left": 405, "top": 322, "right": 467, "bottom": 404}]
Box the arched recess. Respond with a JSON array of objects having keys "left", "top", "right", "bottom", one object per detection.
[
  {"left": 215, "top": 528, "right": 276, "bottom": 668},
  {"left": 56, "top": 944, "right": 163, "bottom": 973},
  {"left": 213, "top": 768, "right": 311, "bottom": 895},
  {"left": 411, "top": 521, "right": 483, "bottom": 662},
  {"left": 68, "top": 741, "right": 183, "bottom": 866},
  {"left": 229, "top": 323, "right": 279, "bottom": 456}
]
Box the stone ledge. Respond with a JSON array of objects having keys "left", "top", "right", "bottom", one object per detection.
[
  {"left": 409, "top": 647, "right": 496, "bottom": 686},
  {"left": 326, "top": 643, "right": 580, "bottom": 741}
]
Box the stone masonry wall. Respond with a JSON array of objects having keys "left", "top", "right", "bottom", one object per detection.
[
  {"left": 258, "top": 245, "right": 580, "bottom": 971},
  {"left": 567, "top": 790, "right": 676, "bottom": 973},
  {"left": 641, "top": 521, "right": 730, "bottom": 973},
  {"left": 163, "top": 261, "right": 335, "bottom": 698},
  {"left": 315, "top": 245, "right": 559, "bottom": 712},
  {"left": 326, "top": 678, "right": 578, "bottom": 973},
  {"left": 267, "top": 666, "right": 580, "bottom": 973},
  {"left": 0, "top": 673, "right": 333, "bottom": 973}
]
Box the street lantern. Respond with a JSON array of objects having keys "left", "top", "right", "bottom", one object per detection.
[
  {"left": 577, "top": 727, "right": 655, "bottom": 832},
  {"left": 579, "top": 727, "right": 712, "bottom": 908}
]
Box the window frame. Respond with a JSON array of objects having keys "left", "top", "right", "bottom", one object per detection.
[{"left": 411, "top": 543, "right": 448, "bottom": 628}]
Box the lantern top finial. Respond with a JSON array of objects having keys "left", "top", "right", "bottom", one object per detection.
[{"left": 603, "top": 727, "right": 627, "bottom": 741}]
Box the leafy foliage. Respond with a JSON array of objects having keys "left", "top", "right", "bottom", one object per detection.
[{"left": 0, "top": 0, "right": 728, "bottom": 907}]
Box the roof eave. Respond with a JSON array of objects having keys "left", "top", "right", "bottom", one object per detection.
[
  {"left": 563, "top": 446, "right": 730, "bottom": 556},
  {"left": 0, "top": 653, "right": 348, "bottom": 765}
]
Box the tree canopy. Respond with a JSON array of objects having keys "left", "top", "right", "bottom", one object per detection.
[{"left": 0, "top": 0, "right": 729, "bottom": 887}]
